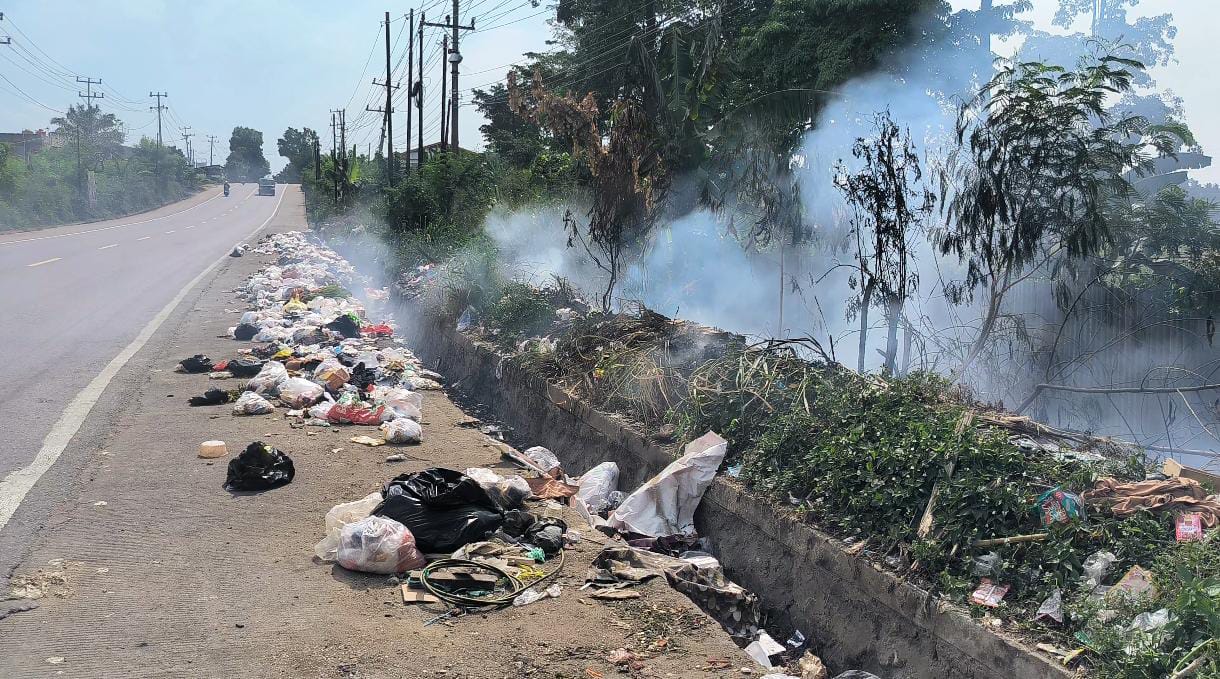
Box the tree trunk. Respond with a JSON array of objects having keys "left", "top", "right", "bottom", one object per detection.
[
  {"left": 956, "top": 282, "right": 1002, "bottom": 377},
  {"left": 883, "top": 296, "right": 902, "bottom": 376},
  {"left": 857, "top": 280, "right": 875, "bottom": 374}
]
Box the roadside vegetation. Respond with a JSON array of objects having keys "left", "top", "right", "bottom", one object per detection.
[
  {"left": 292, "top": 0, "right": 1220, "bottom": 675},
  {"left": 0, "top": 104, "right": 200, "bottom": 230}
]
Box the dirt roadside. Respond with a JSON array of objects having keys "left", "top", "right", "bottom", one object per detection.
[{"left": 0, "top": 193, "right": 757, "bottom": 678}]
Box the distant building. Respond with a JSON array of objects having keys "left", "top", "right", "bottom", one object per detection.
[{"left": 0, "top": 129, "right": 56, "bottom": 155}]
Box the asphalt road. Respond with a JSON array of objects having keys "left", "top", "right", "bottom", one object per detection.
[{"left": 0, "top": 185, "right": 283, "bottom": 484}]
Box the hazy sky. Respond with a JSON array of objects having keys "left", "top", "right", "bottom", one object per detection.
[{"left": 1, "top": 0, "right": 1215, "bottom": 181}]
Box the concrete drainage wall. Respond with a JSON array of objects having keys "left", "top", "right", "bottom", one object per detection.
[{"left": 398, "top": 303, "right": 1069, "bottom": 679}]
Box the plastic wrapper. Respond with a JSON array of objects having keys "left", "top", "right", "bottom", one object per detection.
[
  {"left": 232, "top": 391, "right": 275, "bottom": 415},
  {"left": 522, "top": 446, "right": 562, "bottom": 474},
  {"left": 278, "top": 377, "right": 324, "bottom": 408},
  {"left": 607, "top": 432, "right": 726, "bottom": 537},
  {"left": 373, "top": 468, "right": 504, "bottom": 553},
  {"left": 380, "top": 417, "right": 423, "bottom": 444},
  {"left": 1081, "top": 550, "right": 1117, "bottom": 590},
  {"left": 511, "top": 583, "right": 561, "bottom": 607},
  {"left": 314, "top": 492, "right": 383, "bottom": 561},
  {"left": 575, "top": 461, "right": 619, "bottom": 513},
  {"left": 308, "top": 400, "right": 335, "bottom": 420},
  {"left": 465, "top": 467, "right": 531, "bottom": 510},
  {"left": 335, "top": 515, "right": 426, "bottom": 574},
  {"left": 246, "top": 361, "right": 289, "bottom": 394},
  {"left": 224, "top": 441, "right": 294, "bottom": 491}
]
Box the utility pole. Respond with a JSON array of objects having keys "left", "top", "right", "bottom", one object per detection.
[
  {"left": 181, "top": 127, "right": 193, "bottom": 166},
  {"left": 329, "top": 110, "right": 339, "bottom": 204},
  {"left": 313, "top": 137, "right": 321, "bottom": 181},
  {"left": 416, "top": 13, "right": 425, "bottom": 169},
  {"left": 149, "top": 92, "right": 167, "bottom": 146},
  {"left": 440, "top": 34, "right": 448, "bottom": 150},
  {"left": 425, "top": 5, "right": 473, "bottom": 150},
  {"left": 76, "top": 76, "right": 104, "bottom": 106},
  {"left": 405, "top": 9, "right": 414, "bottom": 174},
  {"left": 206, "top": 134, "right": 217, "bottom": 166},
  {"left": 382, "top": 11, "right": 397, "bottom": 182}
]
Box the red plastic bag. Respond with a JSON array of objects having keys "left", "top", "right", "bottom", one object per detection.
[
  {"left": 362, "top": 324, "right": 394, "bottom": 337},
  {"left": 327, "top": 403, "right": 387, "bottom": 425},
  {"left": 212, "top": 359, "right": 229, "bottom": 371}
]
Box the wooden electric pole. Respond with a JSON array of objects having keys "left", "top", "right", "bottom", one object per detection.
[
  {"left": 416, "top": 13, "right": 425, "bottom": 168},
  {"left": 206, "top": 134, "right": 217, "bottom": 166},
  {"left": 440, "top": 34, "right": 448, "bottom": 150},
  {"left": 404, "top": 9, "right": 414, "bottom": 175},
  {"left": 372, "top": 10, "right": 398, "bottom": 182}
]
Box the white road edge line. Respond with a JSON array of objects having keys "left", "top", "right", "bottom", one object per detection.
[
  {"left": 136, "top": 236, "right": 151, "bottom": 241},
  {"left": 0, "top": 187, "right": 286, "bottom": 532},
  {"left": 0, "top": 190, "right": 221, "bottom": 247},
  {"left": 27, "top": 257, "right": 62, "bottom": 267},
  {"left": 164, "top": 230, "right": 176, "bottom": 234},
  {"left": 98, "top": 244, "right": 118, "bottom": 250}
]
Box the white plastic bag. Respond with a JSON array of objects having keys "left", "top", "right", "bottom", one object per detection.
[
  {"left": 522, "top": 446, "right": 562, "bottom": 474},
  {"left": 335, "top": 515, "right": 426, "bottom": 574},
  {"left": 382, "top": 388, "right": 423, "bottom": 422},
  {"left": 232, "top": 391, "right": 275, "bottom": 415},
  {"left": 308, "top": 400, "right": 334, "bottom": 420},
  {"left": 278, "top": 377, "right": 325, "bottom": 408},
  {"left": 246, "top": 361, "right": 289, "bottom": 394},
  {"left": 380, "top": 417, "right": 422, "bottom": 444},
  {"left": 576, "top": 461, "right": 619, "bottom": 513},
  {"left": 511, "top": 583, "right": 561, "bottom": 607},
  {"left": 314, "top": 492, "right": 383, "bottom": 561},
  {"left": 607, "top": 431, "right": 727, "bottom": 537}
]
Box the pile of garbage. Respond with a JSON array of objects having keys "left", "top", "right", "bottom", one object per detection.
[{"left": 179, "top": 231, "right": 441, "bottom": 449}]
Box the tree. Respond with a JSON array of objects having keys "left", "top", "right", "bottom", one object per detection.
[
  {"left": 275, "top": 127, "right": 318, "bottom": 183},
  {"left": 225, "top": 126, "right": 270, "bottom": 182},
  {"left": 50, "top": 103, "right": 123, "bottom": 169},
  {"left": 937, "top": 51, "right": 1187, "bottom": 375},
  {"left": 835, "top": 112, "right": 934, "bottom": 375}
]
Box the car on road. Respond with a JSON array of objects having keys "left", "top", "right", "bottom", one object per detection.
[{"left": 258, "top": 178, "right": 276, "bottom": 196}]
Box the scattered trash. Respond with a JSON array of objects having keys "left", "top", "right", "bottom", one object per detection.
[
  {"left": 1109, "top": 565, "right": 1156, "bottom": 601},
  {"left": 278, "top": 377, "right": 324, "bottom": 408},
  {"left": 385, "top": 453, "right": 407, "bottom": 462},
  {"left": 465, "top": 467, "right": 531, "bottom": 510},
  {"left": 607, "top": 431, "right": 726, "bottom": 537},
  {"left": 1176, "top": 513, "right": 1204, "bottom": 542},
  {"left": 246, "top": 361, "right": 289, "bottom": 395},
  {"left": 971, "top": 552, "right": 1003, "bottom": 577},
  {"left": 1084, "top": 476, "right": 1220, "bottom": 527},
  {"left": 1035, "top": 588, "right": 1064, "bottom": 624},
  {"left": 512, "top": 583, "right": 561, "bottom": 607},
  {"left": 224, "top": 442, "right": 294, "bottom": 492},
  {"left": 798, "top": 652, "right": 829, "bottom": 679},
  {"left": 969, "top": 578, "right": 1010, "bottom": 607},
  {"left": 1035, "top": 643, "right": 1084, "bottom": 666},
  {"left": 1128, "top": 607, "right": 1172, "bottom": 633},
  {"left": 526, "top": 475, "right": 579, "bottom": 500},
  {"left": 380, "top": 418, "right": 422, "bottom": 444},
  {"left": 521, "top": 446, "right": 562, "bottom": 475},
  {"left": 744, "top": 631, "right": 784, "bottom": 668},
  {"left": 227, "top": 357, "right": 265, "bottom": 377},
  {"left": 350, "top": 435, "right": 386, "bottom": 447},
  {"left": 231, "top": 391, "right": 275, "bottom": 415},
  {"left": 335, "top": 515, "right": 426, "bottom": 574},
  {"left": 198, "top": 440, "right": 228, "bottom": 459},
  {"left": 574, "top": 461, "right": 619, "bottom": 513},
  {"left": 1082, "top": 550, "right": 1117, "bottom": 590},
  {"left": 178, "top": 354, "right": 214, "bottom": 373},
  {"left": 1036, "top": 487, "right": 1085, "bottom": 526},
  {"left": 590, "top": 588, "right": 641, "bottom": 600}
]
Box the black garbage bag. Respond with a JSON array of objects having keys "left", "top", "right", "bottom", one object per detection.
[
  {"left": 292, "top": 327, "right": 327, "bottom": 345},
  {"left": 501, "top": 509, "right": 536, "bottom": 537},
  {"left": 349, "top": 362, "right": 377, "bottom": 393},
  {"left": 525, "top": 517, "right": 567, "bottom": 555},
  {"left": 179, "top": 354, "right": 214, "bottom": 373},
  {"left": 224, "top": 441, "right": 295, "bottom": 491},
  {"left": 233, "top": 323, "right": 260, "bottom": 341},
  {"left": 372, "top": 468, "right": 503, "bottom": 553},
  {"left": 228, "top": 358, "right": 265, "bottom": 377},
  {"left": 188, "top": 387, "right": 233, "bottom": 407},
  {"left": 326, "top": 313, "right": 361, "bottom": 339}
]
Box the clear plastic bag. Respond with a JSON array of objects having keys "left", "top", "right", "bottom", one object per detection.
[
  {"left": 246, "top": 361, "right": 289, "bottom": 394},
  {"left": 335, "top": 515, "right": 426, "bottom": 574},
  {"left": 380, "top": 417, "right": 423, "bottom": 444},
  {"left": 522, "top": 446, "right": 561, "bottom": 474},
  {"left": 382, "top": 388, "right": 423, "bottom": 422},
  {"left": 307, "top": 399, "right": 334, "bottom": 420},
  {"left": 465, "top": 467, "right": 532, "bottom": 510},
  {"left": 232, "top": 391, "right": 275, "bottom": 415},
  {"left": 576, "top": 461, "right": 619, "bottom": 513},
  {"left": 314, "top": 492, "right": 386, "bottom": 561},
  {"left": 278, "top": 377, "right": 324, "bottom": 408}
]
